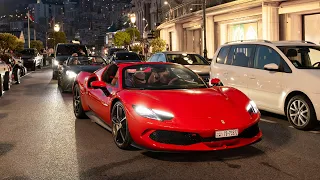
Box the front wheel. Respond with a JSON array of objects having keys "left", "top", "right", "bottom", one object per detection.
[
  {"left": 31, "top": 63, "right": 36, "bottom": 71},
  {"left": 111, "top": 101, "right": 132, "bottom": 149},
  {"left": 286, "top": 95, "right": 318, "bottom": 130},
  {"left": 3, "top": 72, "right": 11, "bottom": 90},
  {"left": 0, "top": 75, "right": 3, "bottom": 96},
  {"left": 73, "top": 84, "right": 87, "bottom": 119}
]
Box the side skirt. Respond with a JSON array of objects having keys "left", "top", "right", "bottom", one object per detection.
[{"left": 85, "top": 111, "right": 112, "bottom": 132}]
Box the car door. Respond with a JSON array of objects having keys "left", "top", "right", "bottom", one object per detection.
[
  {"left": 219, "top": 44, "right": 255, "bottom": 97},
  {"left": 247, "top": 45, "right": 285, "bottom": 112},
  {"left": 87, "top": 65, "right": 119, "bottom": 125}
]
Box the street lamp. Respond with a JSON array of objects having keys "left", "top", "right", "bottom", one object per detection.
[
  {"left": 54, "top": 24, "right": 60, "bottom": 32},
  {"left": 164, "top": 1, "right": 172, "bottom": 20},
  {"left": 130, "top": 14, "right": 136, "bottom": 44}
]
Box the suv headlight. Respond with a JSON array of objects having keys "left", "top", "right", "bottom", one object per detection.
[
  {"left": 54, "top": 60, "right": 59, "bottom": 66},
  {"left": 133, "top": 105, "right": 174, "bottom": 121},
  {"left": 246, "top": 100, "right": 259, "bottom": 115},
  {"left": 66, "top": 70, "right": 77, "bottom": 78}
]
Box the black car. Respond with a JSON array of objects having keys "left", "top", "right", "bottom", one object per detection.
[
  {"left": 106, "top": 48, "right": 127, "bottom": 60},
  {"left": 20, "top": 48, "right": 43, "bottom": 71},
  {"left": 110, "top": 51, "right": 142, "bottom": 63},
  {"left": 52, "top": 43, "right": 88, "bottom": 80},
  {"left": 57, "top": 56, "right": 108, "bottom": 92}
]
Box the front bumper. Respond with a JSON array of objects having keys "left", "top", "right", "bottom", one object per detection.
[
  {"left": 61, "top": 76, "right": 75, "bottom": 91},
  {"left": 128, "top": 113, "right": 262, "bottom": 151}
]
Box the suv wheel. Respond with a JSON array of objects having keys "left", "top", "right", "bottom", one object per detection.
[
  {"left": 31, "top": 63, "right": 36, "bottom": 71},
  {"left": 286, "top": 95, "right": 317, "bottom": 130}
]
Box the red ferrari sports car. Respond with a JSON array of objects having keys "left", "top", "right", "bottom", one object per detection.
[{"left": 72, "top": 62, "right": 262, "bottom": 151}]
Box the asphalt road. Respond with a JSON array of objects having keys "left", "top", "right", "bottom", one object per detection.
[{"left": 1, "top": 68, "right": 320, "bottom": 180}]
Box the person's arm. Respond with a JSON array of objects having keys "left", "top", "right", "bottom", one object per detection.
[{"left": 111, "top": 71, "right": 119, "bottom": 85}]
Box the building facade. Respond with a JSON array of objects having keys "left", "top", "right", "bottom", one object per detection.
[{"left": 157, "top": 0, "right": 320, "bottom": 59}]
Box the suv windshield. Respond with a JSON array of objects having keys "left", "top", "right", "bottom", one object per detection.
[
  {"left": 68, "top": 56, "right": 106, "bottom": 66},
  {"left": 20, "top": 49, "right": 35, "bottom": 55},
  {"left": 166, "top": 53, "right": 209, "bottom": 65},
  {"left": 278, "top": 46, "right": 320, "bottom": 69},
  {"left": 56, "top": 44, "right": 88, "bottom": 56},
  {"left": 123, "top": 64, "right": 207, "bottom": 90}
]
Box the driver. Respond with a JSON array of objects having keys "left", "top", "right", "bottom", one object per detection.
[{"left": 148, "top": 68, "right": 176, "bottom": 85}]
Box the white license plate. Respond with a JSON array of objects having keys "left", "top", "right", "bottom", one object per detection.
[{"left": 215, "top": 129, "right": 239, "bottom": 138}]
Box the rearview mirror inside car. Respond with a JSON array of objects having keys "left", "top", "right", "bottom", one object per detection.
[{"left": 264, "top": 63, "right": 279, "bottom": 71}]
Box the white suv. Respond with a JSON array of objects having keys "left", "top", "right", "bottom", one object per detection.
[{"left": 210, "top": 40, "right": 320, "bottom": 130}]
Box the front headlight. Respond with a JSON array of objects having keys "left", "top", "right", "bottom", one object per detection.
[
  {"left": 54, "top": 60, "right": 59, "bottom": 66},
  {"left": 66, "top": 70, "right": 77, "bottom": 78},
  {"left": 133, "top": 105, "right": 174, "bottom": 121},
  {"left": 246, "top": 100, "right": 259, "bottom": 115}
]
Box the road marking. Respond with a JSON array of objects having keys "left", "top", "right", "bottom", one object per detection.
[
  {"left": 309, "top": 131, "right": 320, "bottom": 134},
  {"left": 260, "top": 118, "right": 278, "bottom": 124}
]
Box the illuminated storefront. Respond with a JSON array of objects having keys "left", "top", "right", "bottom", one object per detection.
[{"left": 228, "top": 22, "right": 258, "bottom": 41}]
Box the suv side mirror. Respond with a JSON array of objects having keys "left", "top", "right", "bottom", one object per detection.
[{"left": 264, "top": 63, "right": 279, "bottom": 71}]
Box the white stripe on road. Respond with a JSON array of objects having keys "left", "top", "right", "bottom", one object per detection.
[{"left": 260, "top": 118, "right": 278, "bottom": 124}]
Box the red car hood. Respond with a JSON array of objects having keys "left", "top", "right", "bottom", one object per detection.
[{"left": 123, "top": 88, "right": 254, "bottom": 130}]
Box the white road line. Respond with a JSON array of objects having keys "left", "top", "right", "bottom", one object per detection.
[
  {"left": 260, "top": 118, "right": 278, "bottom": 124},
  {"left": 309, "top": 131, "right": 320, "bottom": 134}
]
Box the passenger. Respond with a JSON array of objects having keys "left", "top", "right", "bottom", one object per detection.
[
  {"left": 132, "top": 71, "right": 146, "bottom": 87},
  {"left": 148, "top": 68, "right": 172, "bottom": 85}
]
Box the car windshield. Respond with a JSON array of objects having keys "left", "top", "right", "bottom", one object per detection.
[
  {"left": 56, "top": 45, "right": 88, "bottom": 56},
  {"left": 115, "top": 53, "right": 141, "bottom": 60},
  {"left": 20, "top": 49, "right": 35, "bottom": 55},
  {"left": 123, "top": 64, "right": 207, "bottom": 90},
  {"left": 166, "top": 53, "right": 209, "bottom": 65},
  {"left": 68, "top": 56, "right": 107, "bottom": 66},
  {"left": 278, "top": 46, "right": 320, "bottom": 69}
]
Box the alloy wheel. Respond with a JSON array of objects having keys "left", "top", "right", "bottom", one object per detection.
[
  {"left": 289, "top": 99, "right": 310, "bottom": 127},
  {"left": 112, "top": 103, "right": 127, "bottom": 146},
  {"left": 73, "top": 87, "right": 81, "bottom": 115}
]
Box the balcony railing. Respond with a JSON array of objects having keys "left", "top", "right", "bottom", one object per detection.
[{"left": 160, "top": 0, "right": 236, "bottom": 23}]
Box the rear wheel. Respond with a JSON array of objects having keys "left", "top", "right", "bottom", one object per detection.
[
  {"left": 52, "top": 71, "right": 58, "bottom": 80},
  {"left": 286, "top": 95, "right": 318, "bottom": 130},
  {"left": 3, "top": 72, "right": 10, "bottom": 90},
  {"left": 73, "top": 84, "right": 87, "bottom": 119},
  {"left": 111, "top": 101, "right": 132, "bottom": 149}
]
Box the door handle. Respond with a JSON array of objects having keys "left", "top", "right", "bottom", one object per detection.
[{"left": 249, "top": 75, "right": 256, "bottom": 79}]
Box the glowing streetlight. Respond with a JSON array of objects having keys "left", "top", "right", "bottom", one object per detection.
[
  {"left": 54, "top": 24, "right": 60, "bottom": 32},
  {"left": 130, "top": 14, "right": 136, "bottom": 24}
]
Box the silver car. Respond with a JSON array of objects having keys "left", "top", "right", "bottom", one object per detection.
[{"left": 147, "top": 51, "right": 211, "bottom": 82}]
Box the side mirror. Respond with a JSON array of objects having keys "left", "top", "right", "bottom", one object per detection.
[
  {"left": 210, "top": 78, "right": 223, "bottom": 86},
  {"left": 91, "top": 81, "right": 110, "bottom": 95},
  {"left": 264, "top": 63, "right": 279, "bottom": 71}
]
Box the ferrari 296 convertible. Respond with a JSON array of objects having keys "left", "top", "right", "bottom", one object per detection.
[{"left": 72, "top": 62, "right": 262, "bottom": 151}]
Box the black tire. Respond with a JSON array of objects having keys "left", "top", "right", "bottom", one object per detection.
[
  {"left": 3, "top": 72, "right": 10, "bottom": 91},
  {"left": 14, "top": 69, "right": 21, "bottom": 84},
  {"left": 60, "top": 77, "right": 68, "bottom": 93},
  {"left": 0, "top": 75, "right": 3, "bottom": 97},
  {"left": 111, "top": 101, "right": 132, "bottom": 149},
  {"left": 31, "top": 63, "right": 36, "bottom": 71},
  {"left": 73, "top": 84, "right": 88, "bottom": 119},
  {"left": 22, "top": 67, "right": 27, "bottom": 76},
  {"left": 286, "top": 95, "right": 318, "bottom": 130}
]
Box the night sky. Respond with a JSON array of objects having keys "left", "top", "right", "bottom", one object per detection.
[{"left": 0, "top": 0, "right": 36, "bottom": 15}]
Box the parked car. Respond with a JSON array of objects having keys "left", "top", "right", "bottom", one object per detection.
[
  {"left": 20, "top": 48, "right": 43, "bottom": 71},
  {"left": 109, "top": 51, "right": 142, "bottom": 63},
  {"left": 72, "top": 62, "right": 262, "bottom": 151},
  {"left": 147, "top": 51, "right": 211, "bottom": 83},
  {"left": 58, "top": 56, "right": 108, "bottom": 92},
  {"left": 0, "top": 58, "right": 12, "bottom": 96},
  {"left": 51, "top": 43, "right": 88, "bottom": 80},
  {"left": 210, "top": 40, "right": 320, "bottom": 130},
  {"left": 0, "top": 53, "right": 25, "bottom": 84}
]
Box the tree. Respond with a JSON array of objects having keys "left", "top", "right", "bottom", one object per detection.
[
  {"left": 125, "top": 27, "right": 140, "bottom": 42},
  {"left": 131, "top": 44, "right": 143, "bottom": 53},
  {"left": 113, "top": 31, "right": 131, "bottom": 47},
  {"left": 150, "top": 38, "right": 166, "bottom": 53},
  {"left": 30, "top": 40, "right": 44, "bottom": 51},
  {"left": 15, "top": 40, "right": 24, "bottom": 52},
  {"left": 0, "top": 33, "right": 20, "bottom": 54},
  {"left": 47, "top": 32, "right": 67, "bottom": 48}
]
